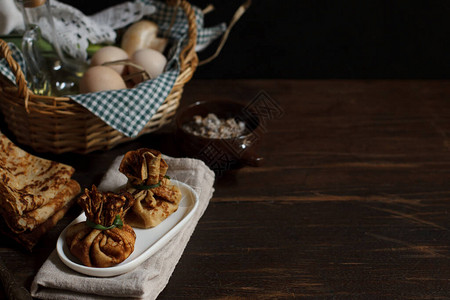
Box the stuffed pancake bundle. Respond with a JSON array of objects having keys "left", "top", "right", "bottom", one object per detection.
[
  {"left": 66, "top": 148, "right": 181, "bottom": 268},
  {"left": 119, "top": 148, "right": 182, "bottom": 229},
  {"left": 66, "top": 185, "right": 136, "bottom": 268}
]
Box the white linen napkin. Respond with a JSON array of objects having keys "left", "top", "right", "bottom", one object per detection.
[{"left": 31, "top": 155, "right": 215, "bottom": 300}]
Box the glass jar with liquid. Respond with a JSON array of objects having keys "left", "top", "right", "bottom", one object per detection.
[{"left": 17, "top": 0, "right": 86, "bottom": 96}]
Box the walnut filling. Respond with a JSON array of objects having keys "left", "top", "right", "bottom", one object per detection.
[{"left": 183, "top": 113, "right": 247, "bottom": 139}]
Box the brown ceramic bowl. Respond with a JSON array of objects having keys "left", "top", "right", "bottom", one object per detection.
[{"left": 175, "top": 100, "right": 264, "bottom": 172}]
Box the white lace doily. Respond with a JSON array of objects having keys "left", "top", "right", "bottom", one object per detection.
[{"left": 33, "top": 0, "right": 156, "bottom": 62}]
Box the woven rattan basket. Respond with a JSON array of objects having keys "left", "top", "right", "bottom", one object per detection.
[{"left": 0, "top": 0, "right": 198, "bottom": 154}]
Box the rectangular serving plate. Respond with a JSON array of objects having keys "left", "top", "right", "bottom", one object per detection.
[{"left": 56, "top": 180, "right": 199, "bottom": 277}]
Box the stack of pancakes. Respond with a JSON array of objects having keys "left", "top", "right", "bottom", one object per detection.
[{"left": 0, "top": 131, "right": 80, "bottom": 250}]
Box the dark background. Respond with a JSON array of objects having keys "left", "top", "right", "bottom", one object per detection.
[{"left": 61, "top": 0, "right": 450, "bottom": 79}]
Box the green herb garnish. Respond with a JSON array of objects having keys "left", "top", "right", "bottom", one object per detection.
[
  {"left": 86, "top": 215, "right": 123, "bottom": 230},
  {"left": 132, "top": 181, "right": 161, "bottom": 190}
]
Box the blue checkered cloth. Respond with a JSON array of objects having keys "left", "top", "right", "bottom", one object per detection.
[{"left": 0, "top": 0, "right": 225, "bottom": 137}]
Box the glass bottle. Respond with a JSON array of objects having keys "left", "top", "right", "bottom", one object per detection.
[
  {"left": 17, "top": 0, "right": 85, "bottom": 96},
  {"left": 21, "top": 23, "right": 51, "bottom": 95}
]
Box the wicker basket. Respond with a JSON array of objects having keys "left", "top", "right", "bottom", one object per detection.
[{"left": 0, "top": 0, "right": 198, "bottom": 154}]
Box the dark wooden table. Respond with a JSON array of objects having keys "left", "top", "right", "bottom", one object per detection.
[{"left": 1, "top": 79, "right": 450, "bottom": 299}]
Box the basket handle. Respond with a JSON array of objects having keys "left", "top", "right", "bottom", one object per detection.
[
  {"left": 167, "top": 0, "right": 199, "bottom": 75},
  {"left": 0, "top": 39, "right": 30, "bottom": 105},
  {"left": 199, "top": 0, "right": 251, "bottom": 66}
]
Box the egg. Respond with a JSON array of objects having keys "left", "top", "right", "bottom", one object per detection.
[
  {"left": 90, "top": 46, "right": 129, "bottom": 75},
  {"left": 79, "top": 66, "right": 127, "bottom": 93},
  {"left": 129, "top": 48, "right": 167, "bottom": 84}
]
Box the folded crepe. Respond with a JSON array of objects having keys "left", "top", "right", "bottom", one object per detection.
[
  {"left": 0, "top": 131, "right": 80, "bottom": 250},
  {"left": 0, "top": 200, "right": 73, "bottom": 250},
  {"left": 119, "top": 149, "right": 182, "bottom": 228}
]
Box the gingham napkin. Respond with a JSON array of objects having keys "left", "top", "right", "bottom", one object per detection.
[{"left": 0, "top": 0, "right": 226, "bottom": 137}]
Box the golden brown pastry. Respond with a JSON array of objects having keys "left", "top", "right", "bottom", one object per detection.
[
  {"left": 119, "top": 149, "right": 182, "bottom": 228},
  {"left": 65, "top": 186, "right": 136, "bottom": 268},
  {"left": 0, "top": 200, "right": 73, "bottom": 251},
  {"left": 0, "top": 130, "right": 80, "bottom": 250}
]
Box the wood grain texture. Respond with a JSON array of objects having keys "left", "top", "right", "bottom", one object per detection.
[
  {"left": 0, "top": 257, "right": 32, "bottom": 299},
  {"left": 1, "top": 80, "right": 450, "bottom": 299}
]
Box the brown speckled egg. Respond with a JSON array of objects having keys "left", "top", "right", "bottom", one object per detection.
[
  {"left": 129, "top": 48, "right": 167, "bottom": 84},
  {"left": 90, "top": 46, "right": 129, "bottom": 75},
  {"left": 79, "top": 66, "right": 127, "bottom": 93}
]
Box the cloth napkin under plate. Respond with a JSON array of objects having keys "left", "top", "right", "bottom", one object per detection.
[{"left": 30, "top": 155, "right": 215, "bottom": 300}]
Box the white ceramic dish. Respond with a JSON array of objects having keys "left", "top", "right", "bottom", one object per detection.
[{"left": 56, "top": 180, "right": 199, "bottom": 277}]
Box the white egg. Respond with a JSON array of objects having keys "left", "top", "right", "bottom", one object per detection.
[
  {"left": 79, "top": 66, "right": 127, "bottom": 93},
  {"left": 90, "top": 46, "right": 129, "bottom": 75},
  {"left": 129, "top": 48, "right": 167, "bottom": 84}
]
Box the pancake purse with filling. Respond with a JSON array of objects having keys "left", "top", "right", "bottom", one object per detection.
[
  {"left": 119, "top": 148, "right": 182, "bottom": 229},
  {"left": 65, "top": 185, "right": 136, "bottom": 268}
]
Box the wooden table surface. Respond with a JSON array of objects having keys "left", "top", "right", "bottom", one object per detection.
[{"left": 1, "top": 79, "right": 450, "bottom": 299}]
